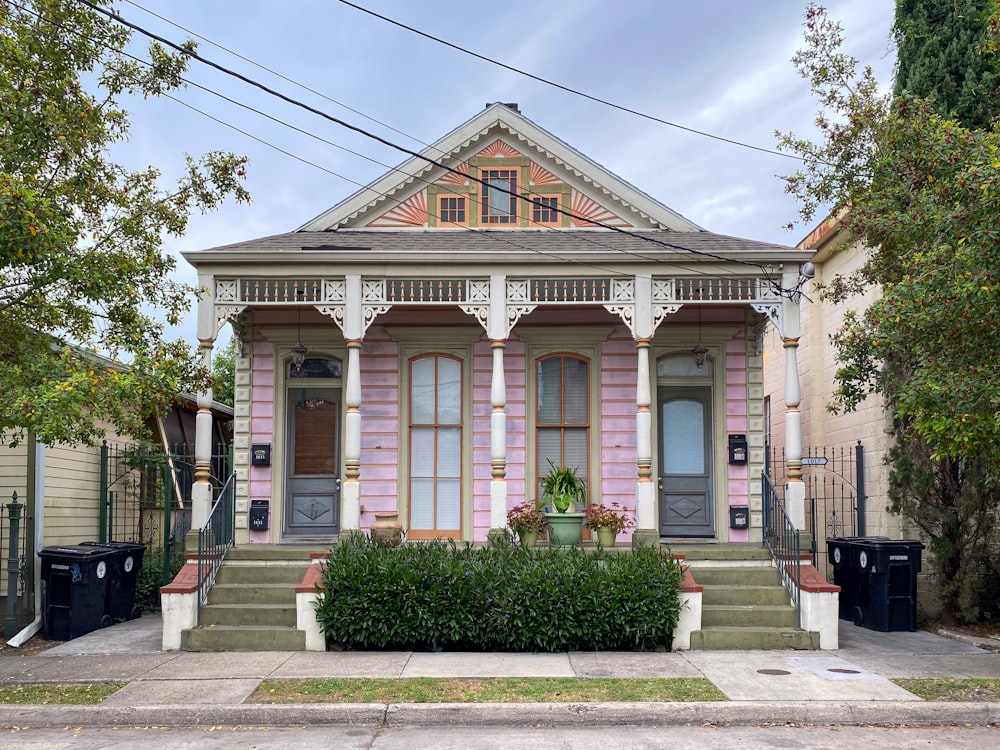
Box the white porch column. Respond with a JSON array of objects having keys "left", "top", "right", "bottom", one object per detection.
[
  {"left": 782, "top": 267, "right": 805, "bottom": 530},
  {"left": 488, "top": 274, "right": 508, "bottom": 533},
  {"left": 632, "top": 275, "right": 658, "bottom": 547},
  {"left": 340, "top": 274, "right": 363, "bottom": 531},
  {"left": 190, "top": 273, "right": 217, "bottom": 534}
]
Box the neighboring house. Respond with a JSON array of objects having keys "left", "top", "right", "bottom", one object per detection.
[
  {"left": 182, "top": 103, "right": 813, "bottom": 549},
  {"left": 0, "top": 396, "right": 232, "bottom": 643},
  {"left": 762, "top": 214, "right": 917, "bottom": 571}
]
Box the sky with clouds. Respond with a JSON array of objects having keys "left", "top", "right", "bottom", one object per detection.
[{"left": 103, "top": 0, "right": 898, "bottom": 346}]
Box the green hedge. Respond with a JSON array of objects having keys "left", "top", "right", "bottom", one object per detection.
[{"left": 314, "top": 533, "right": 684, "bottom": 652}]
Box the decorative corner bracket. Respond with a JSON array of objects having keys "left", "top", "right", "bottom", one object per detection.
[{"left": 751, "top": 303, "right": 782, "bottom": 339}]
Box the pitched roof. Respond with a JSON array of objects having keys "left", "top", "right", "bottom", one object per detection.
[
  {"left": 186, "top": 228, "right": 808, "bottom": 266},
  {"left": 297, "top": 103, "right": 702, "bottom": 232}
]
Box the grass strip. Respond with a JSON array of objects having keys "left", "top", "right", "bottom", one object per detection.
[
  {"left": 249, "top": 677, "right": 726, "bottom": 704},
  {"left": 0, "top": 683, "right": 124, "bottom": 705},
  {"left": 892, "top": 677, "right": 1000, "bottom": 702}
]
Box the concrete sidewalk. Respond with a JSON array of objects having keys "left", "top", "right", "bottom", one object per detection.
[{"left": 0, "top": 615, "right": 998, "bottom": 728}]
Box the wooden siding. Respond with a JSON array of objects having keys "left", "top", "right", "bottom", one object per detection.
[
  {"left": 600, "top": 326, "right": 638, "bottom": 542},
  {"left": 725, "top": 334, "right": 751, "bottom": 542},
  {"left": 250, "top": 340, "right": 275, "bottom": 542},
  {"left": 0, "top": 439, "right": 29, "bottom": 503},
  {"left": 359, "top": 331, "right": 399, "bottom": 522}
]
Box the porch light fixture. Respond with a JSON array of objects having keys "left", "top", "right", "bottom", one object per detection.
[
  {"left": 692, "top": 301, "right": 708, "bottom": 369},
  {"left": 291, "top": 290, "right": 307, "bottom": 371}
]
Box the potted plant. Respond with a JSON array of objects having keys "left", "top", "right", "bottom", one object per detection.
[
  {"left": 584, "top": 502, "right": 635, "bottom": 548},
  {"left": 540, "top": 460, "right": 587, "bottom": 513},
  {"left": 540, "top": 460, "right": 587, "bottom": 546},
  {"left": 507, "top": 501, "right": 547, "bottom": 547}
]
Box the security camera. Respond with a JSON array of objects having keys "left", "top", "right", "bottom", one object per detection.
[{"left": 800, "top": 261, "right": 816, "bottom": 279}]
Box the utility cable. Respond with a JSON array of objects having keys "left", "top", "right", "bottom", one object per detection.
[
  {"left": 74, "top": 0, "right": 790, "bottom": 293},
  {"left": 336, "top": 0, "right": 803, "bottom": 162},
  {"left": 121, "top": 0, "right": 444, "bottom": 157}
]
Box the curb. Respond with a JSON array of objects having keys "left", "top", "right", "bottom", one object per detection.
[{"left": 1, "top": 701, "right": 998, "bottom": 729}]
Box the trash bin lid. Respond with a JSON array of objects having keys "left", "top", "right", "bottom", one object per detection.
[{"left": 39, "top": 544, "right": 116, "bottom": 559}]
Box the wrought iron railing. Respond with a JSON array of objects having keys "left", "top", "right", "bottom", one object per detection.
[
  {"left": 196, "top": 473, "right": 236, "bottom": 624},
  {"left": 768, "top": 441, "right": 866, "bottom": 577},
  {"left": 761, "top": 472, "right": 801, "bottom": 629},
  {"left": 1, "top": 494, "right": 32, "bottom": 636}
]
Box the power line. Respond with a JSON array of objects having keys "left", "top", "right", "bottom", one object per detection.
[
  {"left": 73, "top": 0, "right": 789, "bottom": 292},
  {"left": 335, "top": 0, "right": 803, "bottom": 163},
  {"left": 14, "top": 0, "right": 767, "bottom": 283},
  {"left": 121, "top": 0, "right": 443, "bottom": 157}
]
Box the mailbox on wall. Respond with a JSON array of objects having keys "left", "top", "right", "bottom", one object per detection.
[
  {"left": 729, "top": 506, "right": 749, "bottom": 529},
  {"left": 249, "top": 499, "right": 269, "bottom": 530},
  {"left": 251, "top": 444, "right": 271, "bottom": 465},
  {"left": 728, "top": 434, "right": 748, "bottom": 464}
]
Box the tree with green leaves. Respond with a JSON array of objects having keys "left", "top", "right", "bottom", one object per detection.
[
  {"left": 779, "top": 4, "right": 1000, "bottom": 622},
  {"left": 1, "top": 0, "right": 249, "bottom": 447},
  {"left": 211, "top": 337, "right": 236, "bottom": 408},
  {"left": 893, "top": 0, "right": 1000, "bottom": 130}
]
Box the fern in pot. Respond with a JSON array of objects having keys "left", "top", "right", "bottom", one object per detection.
[{"left": 540, "top": 460, "right": 587, "bottom": 546}]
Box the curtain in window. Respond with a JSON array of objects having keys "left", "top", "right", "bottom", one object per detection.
[
  {"left": 537, "top": 355, "right": 589, "bottom": 489},
  {"left": 410, "top": 356, "right": 461, "bottom": 533}
]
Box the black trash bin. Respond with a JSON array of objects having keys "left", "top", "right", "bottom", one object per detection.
[
  {"left": 38, "top": 545, "right": 115, "bottom": 640},
  {"left": 852, "top": 538, "right": 924, "bottom": 632},
  {"left": 827, "top": 536, "right": 889, "bottom": 622},
  {"left": 80, "top": 541, "right": 145, "bottom": 621}
]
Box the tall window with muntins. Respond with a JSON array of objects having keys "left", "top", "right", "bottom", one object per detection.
[
  {"left": 439, "top": 196, "right": 466, "bottom": 224},
  {"left": 536, "top": 354, "right": 589, "bottom": 499},
  {"left": 532, "top": 196, "right": 558, "bottom": 224},
  {"left": 481, "top": 169, "right": 518, "bottom": 224},
  {"left": 409, "top": 355, "right": 462, "bottom": 538}
]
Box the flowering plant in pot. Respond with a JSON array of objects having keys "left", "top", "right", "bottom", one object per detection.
[
  {"left": 584, "top": 502, "right": 634, "bottom": 547},
  {"left": 507, "top": 501, "right": 547, "bottom": 546}
]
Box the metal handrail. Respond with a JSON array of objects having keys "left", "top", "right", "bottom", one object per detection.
[
  {"left": 761, "top": 472, "right": 801, "bottom": 629},
  {"left": 196, "top": 472, "right": 236, "bottom": 625}
]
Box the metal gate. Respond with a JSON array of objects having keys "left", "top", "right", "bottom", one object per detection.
[
  {"left": 769, "top": 440, "right": 865, "bottom": 580},
  {"left": 100, "top": 442, "right": 231, "bottom": 604}
]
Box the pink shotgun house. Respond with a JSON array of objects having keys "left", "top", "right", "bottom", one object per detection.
[{"left": 182, "top": 103, "right": 812, "bottom": 549}]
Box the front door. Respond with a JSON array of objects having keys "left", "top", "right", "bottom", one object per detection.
[
  {"left": 658, "top": 385, "right": 714, "bottom": 537},
  {"left": 285, "top": 386, "right": 340, "bottom": 536}
]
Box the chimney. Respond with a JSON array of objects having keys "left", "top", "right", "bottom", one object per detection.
[{"left": 486, "top": 102, "right": 520, "bottom": 113}]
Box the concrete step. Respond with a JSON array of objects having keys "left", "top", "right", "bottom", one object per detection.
[
  {"left": 701, "top": 604, "right": 800, "bottom": 628},
  {"left": 199, "top": 603, "right": 297, "bottom": 628},
  {"left": 668, "top": 544, "right": 773, "bottom": 563},
  {"left": 214, "top": 564, "right": 311, "bottom": 585},
  {"left": 690, "top": 566, "right": 783, "bottom": 587},
  {"left": 690, "top": 626, "right": 819, "bottom": 650},
  {"left": 206, "top": 582, "right": 298, "bottom": 606},
  {"left": 181, "top": 625, "right": 306, "bottom": 651},
  {"left": 698, "top": 584, "right": 793, "bottom": 607},
  {"left": 225, "top": 545, "right": 319, "bottom": 562}
]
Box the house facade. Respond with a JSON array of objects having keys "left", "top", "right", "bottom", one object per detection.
[
  {"left": 183, "top": 103, "right": 812, "bottom": 548},
  {"left": 763, "top": 214, "right": 906, "bottom": 541}
]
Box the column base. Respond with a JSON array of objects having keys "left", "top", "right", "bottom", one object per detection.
[
  {"left": 184, "top": 530, "right": 201, "bottom": 556},
  {"left": 632, "top": 529, "right": 661, "bottom": 549}
]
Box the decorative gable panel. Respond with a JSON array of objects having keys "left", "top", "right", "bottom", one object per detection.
[
  {"left": 477, "top": 139, "right": 522, "bottom": 159},
  {"left": 299, "top": 104, "right": 701, "bottom": 232},
  {"left": 530, "top": 163, "right": 561, "bottom": 185},
  {"left": 367, "top": 190, "right": 428, "bottom": 228},
  {"left": 435, "top": 162, "right": 470, "bottom": 186},
  {"left": 571, "top": 192, "right": 631, "bottom": 228}
]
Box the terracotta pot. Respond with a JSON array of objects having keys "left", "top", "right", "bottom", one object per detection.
[{"left": 371, "top": 510, "right": 403, "bottom": 547}]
